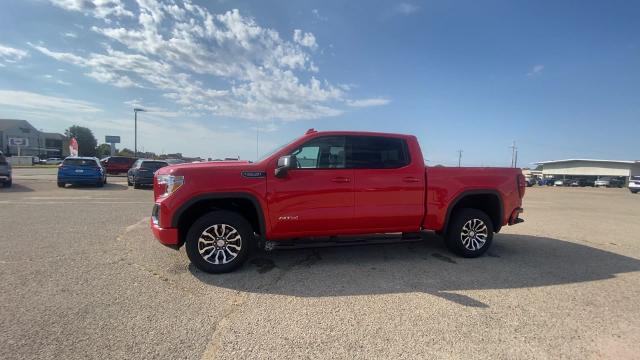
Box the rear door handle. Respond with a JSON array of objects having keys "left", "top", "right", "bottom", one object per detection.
[
  {"left": 331, "top": 177, "right": 351, "bottom": 183},
  {"left": 403, "top": 177, "right": 421, "bottom": 183}
]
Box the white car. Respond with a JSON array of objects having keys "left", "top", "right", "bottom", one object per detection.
[
  {"left": 554, "top": 179, "right": 565, "bottom": 186},
  {"left": 629, "top": 176, "right": 640, "bottom": 194},
  {"left": 45, "top": 158, "right": 63, "bottom": 165}
]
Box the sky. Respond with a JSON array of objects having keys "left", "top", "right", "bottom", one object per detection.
[{"left": 0, "top": 0, "right": 638, "bottom": 166}]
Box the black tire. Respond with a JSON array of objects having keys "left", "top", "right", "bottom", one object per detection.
[
  {"left": 3, "top": 179, "right": 11, "bottom": 188},
  {"left": 185, "top": 211, "right": 253, "bottom": 274},
  {"left": 127, "top": 178, "right": 132, "bottom": 186},
  {"left": 133, "top": 181, "right": 140, "bottom": 189},
  {"left": 97, "top": 179, "right": 104, "bottom": 187},
  {"left": 445, "top": 208, "right": 494, "bottom": 258},
  {"left": 57, "top": 182, "right": 65, "bottom": 188}
]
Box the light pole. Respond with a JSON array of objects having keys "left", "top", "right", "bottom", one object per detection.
[{"left": 133, "top": 108, "right": 145, "bottom": 157}]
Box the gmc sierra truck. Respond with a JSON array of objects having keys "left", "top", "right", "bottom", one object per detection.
[{"left": 151, "top": 130, "right": 525, "bottom": 273}]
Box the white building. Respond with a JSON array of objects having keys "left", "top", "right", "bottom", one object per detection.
[{"left": 534, "top": 159, "right": 640, "bottom": 181}]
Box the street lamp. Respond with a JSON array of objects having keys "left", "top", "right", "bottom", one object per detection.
[{"left": 133, "top": 108, "right": 146, "bottom": 156}]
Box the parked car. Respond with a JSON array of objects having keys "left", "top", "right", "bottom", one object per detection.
[
  {"left": 628, "top": 176, "right": 640, "bottom": 194},
  {"left": 32, "top": 156, "right": 40, "bottom": 165},
  {"left": 569, "top": 178, "right": 590, "bottom": 187},
  {"left": 0, "top": 151, "right": 12, "bottom": 188},
  {"left": 128, "top": 159, "right": 169, "bottom": 188},
  {"left": 46, "top": 158, "right": 63, "bottom": 165},
  {"left": 525, "top": 177, "right": 536, "bottom": 187},
  {"left": 538, "top": 178, "right": 555, "bottom": 186},
  {"left": 100, "top": 156, "right": 137, "bottom": 175},
  {"left": 595, "top": 177, "right": 624, "bottom": 188},
  {"left": 57, "top": 157, "right": 106, "bottom": 188},
  {"left": 150, "top": 129, "right": 526, "bottom": 273},
  {"left": 554, "top": 179, "right": 566, "bottom": 186}
]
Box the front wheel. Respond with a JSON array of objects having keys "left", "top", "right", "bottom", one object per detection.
[
  {"left": 445, "top": 208, "right": 494, "bottom": 258},
  {"left": 185, "top": 211, "right": 253, "bottom": 273}
]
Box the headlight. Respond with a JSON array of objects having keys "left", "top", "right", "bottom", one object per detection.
[{"left": 156, "top": 174, "right": 184, "bottom": 197}]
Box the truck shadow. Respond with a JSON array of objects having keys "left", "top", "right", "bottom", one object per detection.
[
  {"left": 189, "top": 233, "right": 640, "bottom": 308},
  {"left": 0, "top": 183, "right": 34, "bottom": 192}
]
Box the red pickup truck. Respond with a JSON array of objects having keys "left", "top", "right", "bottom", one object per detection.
[{"left": 151, "top": 130, "right": 525, "bottom": 273}]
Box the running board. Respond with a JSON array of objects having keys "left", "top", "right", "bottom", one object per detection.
[{"left": 264, "top": 233, "right": 423, "bottom": 251}]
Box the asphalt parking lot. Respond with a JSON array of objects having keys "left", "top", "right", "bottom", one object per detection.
[{"left": 1, "top": 168, "right": 639, "bottom": 359}]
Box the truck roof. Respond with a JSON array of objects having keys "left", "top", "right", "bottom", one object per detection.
[{"left": 302, "top": 129, "right": 414, "bottom": 139}]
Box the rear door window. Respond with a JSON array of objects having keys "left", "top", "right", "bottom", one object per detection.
[
  {"left": 63, "top": 158, "right": 98, "bottom": 167},
  {"left": 141, "top": 161, "right": 168, "bottom": 170},
  {"left": 347, "top": 136, "right": 410, "bottom": 169}
]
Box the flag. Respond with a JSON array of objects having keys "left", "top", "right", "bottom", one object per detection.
[{"left": 69, "top": 137, "right": 79, "bottom": 157}]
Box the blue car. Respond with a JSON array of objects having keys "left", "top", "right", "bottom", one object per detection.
[{"left": 57, "top": 157, "right": 107, "bottom": 188}]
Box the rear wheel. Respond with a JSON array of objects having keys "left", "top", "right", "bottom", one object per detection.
[
  {"left": 57, "top": 182, "right": 65, "bottom": 188},
  {"left": 445, "top": 208, "right": 494, "bottom": 258},
  {"left": 2, "top": 179, "right": 11, "bottom": 188},
  {"left": 185, "top": 211, "right": 253, "bottom": 273},
  {"left": 133, "top": 181, "right": 140, "bottom": 189},
  {"left": 97, "top": 179, "right": 104, "bottom": 187}
]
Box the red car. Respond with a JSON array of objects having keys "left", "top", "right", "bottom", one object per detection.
[
  {"left": 100, "top": 156, "right": 137, "bottom": 175},
  {"left": 151, "top": 130, "right": 525, "bottom": 273}
]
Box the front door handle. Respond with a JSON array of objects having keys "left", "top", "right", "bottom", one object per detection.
[
  {"left": 331, "top": 177, "right": 351, "bottom": 183},
  {"left": 403, "top": 177, "right": 420, "bottom": 183}
]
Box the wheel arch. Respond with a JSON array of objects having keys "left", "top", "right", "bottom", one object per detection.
[
  {"left": 172, "top": 192, "right": 266, "bottom": 247},
  {"left": 443, "top": 190, "right": 504, "bottom": 234}
]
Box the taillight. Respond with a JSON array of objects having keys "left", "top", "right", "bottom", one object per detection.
[{"left": 517, "top": 174, "right": 526, "bottom": 198}]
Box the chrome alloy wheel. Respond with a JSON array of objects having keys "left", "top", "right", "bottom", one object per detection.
[
  {"left": 198, "top": 224, "right": 242, "bottom": 265},
  {"left": 460, "top": 218, "right": 488, "bottom": 251}
]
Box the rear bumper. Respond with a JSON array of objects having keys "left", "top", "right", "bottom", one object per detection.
[
  {"left": 134, "top": 177, "right": 154, "bottom": 185},
  {"left": 58, "top": 176, "right": 102, "bottom": 183},
  {"left": 0, "top": 175, "right": 10, "bottom": 181},
  {"left": 508, "top": 207, "right": 524, "bottom": 225}
]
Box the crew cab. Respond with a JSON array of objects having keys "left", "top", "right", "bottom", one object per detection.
[{"left": 150, "top": 130, "right": 525, "bottom": 273}]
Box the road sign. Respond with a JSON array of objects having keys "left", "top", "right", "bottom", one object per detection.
[
  {"left": 105, "top": 135, "right": 121, "bottom": 143},
  {"left": 8, "top": 137, "right": 29, "bottom": 147}
]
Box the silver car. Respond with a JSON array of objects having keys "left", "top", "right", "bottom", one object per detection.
[{"left": 0, "top": 152, "right": 12, "bottom": 188}]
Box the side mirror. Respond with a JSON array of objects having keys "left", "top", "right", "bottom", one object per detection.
[{"left": 275, "top": 155, "right": 296, "bottom": 178}]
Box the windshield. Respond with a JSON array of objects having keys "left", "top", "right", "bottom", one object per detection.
[
  {"left": 141, "top": 161, "right": 168, "bottom": 170},
  {"left": 254, "top": 138, "right": 297, "bottom": 163}
]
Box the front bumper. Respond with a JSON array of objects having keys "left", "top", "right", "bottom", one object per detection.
[
  {"left": 0, "top": 175, "right": 10, "bottom": 181},
  {"left": 150, "top": 218, "right": 179, "bottom": 247},
  {"left": 150, "top": 204, "right": 179, "bottom": 248}
]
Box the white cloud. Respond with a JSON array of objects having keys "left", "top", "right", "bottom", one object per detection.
[
  {"left": 0, "top": 90, "right": 101, "bottom": 113},
  {"left": 293, "top": 29, "right": 318, "bottom": 50},
  {"left": 63, "top": 32, "right": 78, "bottom": 38},
  {"left": 311, "top": 9, "right": 328, "bottom": 22},
  {"left": 0, "top": 44, "right": 29, "bottom": 64},
  {"left": 35, "top": 2, "right": 352, "bottom": 122},
  {"left": 527, "top": 64, "right": 544, "bottom": 77},
  {"left": 347, "top": 98, "right": 391, "bottom": 107},
  {"left": 395, "top": 3, "right": 420, "bottom": 15},
  {"left": 48, "top": 0, "right": 133, "bottom": 19}
]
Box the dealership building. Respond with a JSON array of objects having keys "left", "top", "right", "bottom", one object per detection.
[
  {"left": 533, "top": 159, "right": 640, "bottom": 182},
  {"left": 0, "top": 119, "right": 69, "bottom": 158}
]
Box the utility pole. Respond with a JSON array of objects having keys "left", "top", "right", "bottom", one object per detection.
[
  {"left": 133, "top": 108, "right": 146, "bottom": 157},
  {"left": 256, "top": 125, "right": 259, "bottom": 160},
  {"left": 509, "top": 141, "right": 518, "bottom": 168},
  {"left": 457, "top": 149, "right": 463, "bottom": 167}
]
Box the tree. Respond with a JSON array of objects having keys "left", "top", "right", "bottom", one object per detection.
[
  {"left": 65, "top": 125, "right": 97, "bottom": 157},
  {"left": 117, "top": 148, "right": 135, "bottom": 157},
  {"left": 95, "top": 143, "right": 112, "bottom": 158}
]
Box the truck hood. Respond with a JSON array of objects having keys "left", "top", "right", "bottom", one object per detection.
[{"left": 156, "top": 160, "right": 257, "bottom": 175}]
